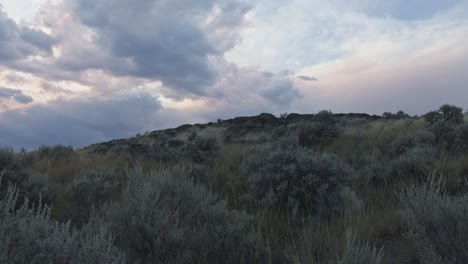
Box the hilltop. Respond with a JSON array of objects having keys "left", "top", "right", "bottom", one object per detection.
[{"left": 1, "top": 104, "right": 468, "bottom": 264}]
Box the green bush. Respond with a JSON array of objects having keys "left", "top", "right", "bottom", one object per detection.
[
  {"left": 439, "top": 104, "right": 464, "bottom": 125},
  {"left": 99, "top": 168, "right": 263, "bottom": 264},
  {"left": 68, "top": 169, "right": 125, "bottom": 223},
  {"left": 424, "top": 105, "right": 464, "bottom": 126},
  {"left": 0, "top": 146, "right": 28, "bottom": 188},
  {"left": 34, "top": 145, "right": 76, "bottom": 161},
  {"left": 382, "top": 111, "right": 410, "bottom": 120},
  {"left": 293, "top": 121, "right": 340, "bottom": 148},
  {"left": 244, "top": 144, "right": 352, "bottom": 224},
  {"left": 0, "top": 147, "right": 52, "bottom": 208},
  {"left": 399, "top": 175, "right": 468, "bottom": 264},
  {"left": 389, "top": 146, "right": 437, "bottom": 179},
  {"left": 413, "top": 130, "right": 437, "bottom": 147},
  {"left": 314, "top": 110, "right": 336, "bottom": 123},
  {"left": 424, "top": 111, "right": 443, "bottom": 125},
  {"left": 185, "top": 136, "right": 220, "bottom": 164},
  {"left": 390, "top": 136, "right": 416, "bottom": 157},
  {"left": 0, "top": 178, "right": 125, "bottom": 264}
]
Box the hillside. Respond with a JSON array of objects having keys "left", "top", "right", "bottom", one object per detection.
[
  {"left": 1, "top": 105, "right": 468, "bottom": 264},
  {"left": 83, "top": 112, "right": 382, "bottom": 158}
]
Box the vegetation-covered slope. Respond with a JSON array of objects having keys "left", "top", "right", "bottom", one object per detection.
[{"left": 1, "top": 104, "right": 468, "bottom": 263}]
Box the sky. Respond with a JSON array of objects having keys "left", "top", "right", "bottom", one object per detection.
[{"left": 0, "top": 0, "right": 468, "bottom": 149}]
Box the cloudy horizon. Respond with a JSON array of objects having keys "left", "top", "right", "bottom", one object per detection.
[{"left": 1, "top": 0, "right": 468, "bottom": 149}]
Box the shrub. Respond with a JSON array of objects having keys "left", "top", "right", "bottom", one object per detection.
[
  {"left": 390, "top": 136, "right": 416, "bottom": 157},
  {"left": 430, "top": 121, "right": 465, "bottom": 153},
  {"left": 34, "top": 145, "right": 76, "bottom": 161},
  {"left": 68, "top": 169, "right": 125, "bottom": 223},
  {"left": 0, "top": 147, "right": 52, "bottom": 208},
  {"left": 382, "top": 111, "right": 410, "bottom": 120},
  {"left": 389, "top": 146, "right": 437, "bottom": 179},
  {"left": 0, "top": 178, "right": 126, "bottom": 264},
  {"left": 336, "top": 229, "right": 384, "bottom": 264},
  {"left": 413, "top": 130, "right": 437, "bottom": 147},
  {"left": 244, "top": 144, "right": 352, "bottom": 224},
  {"left": 99, "top": 168, "right": 263, "bottom": 264},
  {"left": 314, "top": 110, "right": 336, "bottom": 123},
  {"left": 293, "top": 121, "right": 340, "bottom": 148},
  {"left": 0, "top": 146, "right": 28, "bottom": 188},
  {"left": 439, "top": 104, "right": 464, "bottom": 125},
  {"left": 424, "top": 105, "right": 464, "bottom": 126},
  {"left": 20, "top": 172, "right": 54, "bottom": 209},
  {"left": 424, "top": 111, "right": 443, "bottom": 125},
  {"left": 458, "top": 123, "right": 468, "bottom": 153},
  {"left": 185, "top": 136, "right": 220, "bottom": 164},
  {"left": 399, "top": 175, "right": 468, "bottom": 264}
]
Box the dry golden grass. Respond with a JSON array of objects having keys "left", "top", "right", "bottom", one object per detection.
[
  {"left": 29, "top": 153, "right": 130, "bottom": 186},
  {"left": 205, "top": 144, "right": 255, "bottom": 207},
  {"left": 326, "top": 118, "right": 427, "bottom": 164}
]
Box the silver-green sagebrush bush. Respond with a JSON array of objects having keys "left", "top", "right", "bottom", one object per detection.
[
  {"left": 68, "top": 169, "right": 125, "bottom": 223},
  {"left": 294, "top": 120, "right": 340, "bottom": 148},
  {"left": 390, "top": 135, "right": 417, "bottom": 157},
  {"left": 244, "top": 144, "right": 353, "bottom": 224},
  {"left": 335, "top": 229, "right": 384, "bottom": 264},
  {"left": 389, "top": 145, "right": 438, "bottom": 179},
  {"left": 0, "top": 147, "right": 54, "bottom": 208},
  {"left": 98, "top": 168, "right": 264, "bottom": 264},
  {"left": 185, "top": 136, "right": 220, "bottom": 164},
  {"left": 413, "top": 130, "right": 437, "bottom": 147},
  {"left": 399, "top": 174, "right": 468, "bottom": 264},
  {"left": 0, "top": 178, "right": 126, "bottom": 264},
  {"left": 0, "top": 146, "right": 29, "bottom": 188}
]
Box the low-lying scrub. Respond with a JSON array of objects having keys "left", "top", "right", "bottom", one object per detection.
[
  {"left": 1, "top": 104, "right": 467, "bottom": 264},
  {"left": 98, "top": 168, "right": 264, "bottom": 264}
]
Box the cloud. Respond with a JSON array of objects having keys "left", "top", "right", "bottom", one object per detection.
[
  {"left": 195, "top": 63, "right": 301, "bottom": 120},
  {"left": 41, "top": 82, "right": 74, "bottom": 95},
  {"left": 13, "top": 93, "right": 33, "bottom": 104},
  {"left": 0, "top": 86, "right": 33, "bottom": 104},
  {"left": 0, "top": 93, "right": 165, "bottom": 149},
  {"left": 0, "top": 8, "right": 56, "bottom": 62},
  {"left": 343, "top": 0, "right": 465, "bottom": 20},
  {"left": 297, "top": 75, "right": 318, "bottom": 81},
  {"left": 2, "top": 0, "right": 467, "bottom": 150},
  {"left": 5, "top": 72, "right": 27, "bottom": 83},
  {"left": 51, "top": 0, "right": 252, "bottom": 95}
]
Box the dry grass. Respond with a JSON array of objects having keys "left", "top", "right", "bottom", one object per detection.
[
  {"left": 326, "top": 118, "right": 427, "bottom": 164},
  {"left": 205, "top": 144, "right": 255, "bottom": 207},
  {"left": 29, "top": 153, "right": 130, "bottom": 186}
]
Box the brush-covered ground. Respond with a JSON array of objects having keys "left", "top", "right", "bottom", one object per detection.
[{"left": 1, "top": 104, "right": 468, "bottom": 264}]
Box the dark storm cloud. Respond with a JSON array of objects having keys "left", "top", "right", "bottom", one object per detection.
[
  {"left": 12, "top": 93, "right": 33, "bottom": 104},
  {"left": 0, "top": 93, "right": 163, "bottom": 149},
  {"left": 65, "top": 0, "right": 252, "bottom": 95},
  {"left": 260, "top": 79, "right": 301, "bottom": 106},
  {"left": 20, "top": 28, "right": 57, "bottom": 53},
  {"left": 208, "top": 64, "right": 302, "bottom": 113},
  {"left": 0, "top": 86, "right": 33, "bottom": 104},
  {"left": 0, "top": 8, "right": 56, "bottom": 62}
]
